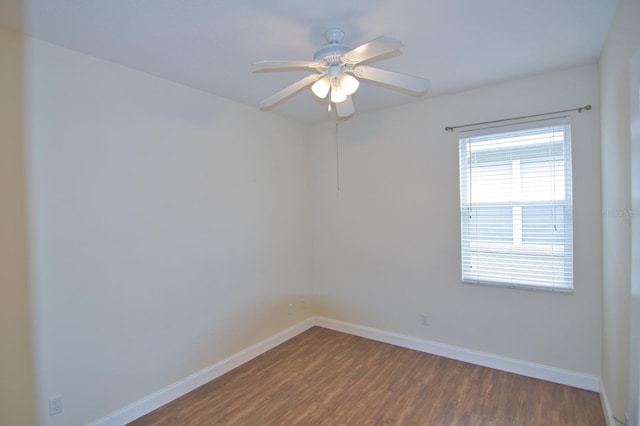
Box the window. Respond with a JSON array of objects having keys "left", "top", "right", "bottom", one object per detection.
[{"left": 458, "top": 119, "right": 573, "bottom": 293}]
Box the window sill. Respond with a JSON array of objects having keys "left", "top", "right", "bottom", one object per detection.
[{"left": 462, "top": 279, "right": 574, "bottom": 295}]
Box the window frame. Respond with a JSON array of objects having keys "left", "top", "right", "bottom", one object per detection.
[{"left": 458, "top": 118, "right": 574, "bottom": 294}]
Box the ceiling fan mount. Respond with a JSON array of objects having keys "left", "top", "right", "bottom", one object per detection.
[{"left": 253, "top": 28, "right": 429, "bottom": 118}]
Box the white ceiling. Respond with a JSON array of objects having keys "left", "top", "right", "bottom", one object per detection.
[{"left": 0, "top": 0, "right": 618, "bottom": 124}]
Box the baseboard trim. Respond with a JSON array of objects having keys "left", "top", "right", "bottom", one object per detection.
[
  {"left": 90, "top": 318, "right": 316, "bottom": 426},
  {"left": 599, "top": 378, "right": 615, "bottom": 426},
  {"left": 92, "top": 315, "right": 601, "bottom": 425},
  {"left": 314, "top": 316, "right": 600, "bottom": 392}
]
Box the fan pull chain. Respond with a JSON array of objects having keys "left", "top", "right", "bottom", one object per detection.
[{"left": 335, "top": 122, "right": 340, "bottom": 192}]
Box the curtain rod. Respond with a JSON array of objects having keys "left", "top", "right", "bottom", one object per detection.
[{"left": 444, "top": 105, "right": 592, "bottom": 132}]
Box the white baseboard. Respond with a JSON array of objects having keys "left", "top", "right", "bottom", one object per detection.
[
  {"left": 314, "top": 316, "right": 600, "bottom": 392},
  {"left": 90, "top": 318, "right": 316, "bottom": 426},
  {"left": 599, "top": 378, "right": 615, "bottom": 426},
  {"left": 92, "top": 315, "right": 601, "bottom": 425}
]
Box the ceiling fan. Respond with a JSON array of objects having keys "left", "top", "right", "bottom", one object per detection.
[{"left": 253, "top": 28, "right": 429, "bottom": 118}]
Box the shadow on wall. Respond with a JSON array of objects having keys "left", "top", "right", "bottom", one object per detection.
[{"left": 0, "top": 24, "right": 38, "bottom": 426}]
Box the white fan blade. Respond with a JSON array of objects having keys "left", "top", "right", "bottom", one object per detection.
[
  {"left": 353, "top": 66, "right": 429, "bottom": 95},
  {"left": 336, "top": 96, "right": 355, "bottom": 118},
  {"left": 252, "top": 60, "right": 322, "bottom": 72},
  {"left": 342, "top": 36, "right": 403, "bottom": 65},
  {"left": 259, "top": 74, "right": 324, "bottom": 109}
]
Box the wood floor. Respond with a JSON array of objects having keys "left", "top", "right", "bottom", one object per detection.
[{"left": 129, "top": 327, "right": 605, "bottom": 425}]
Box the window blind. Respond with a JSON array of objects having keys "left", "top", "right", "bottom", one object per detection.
[{"left": 458, "top": 119, "right": 573, "bottom": 293}]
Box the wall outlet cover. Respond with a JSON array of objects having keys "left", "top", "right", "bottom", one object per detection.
[{"left": 49, "top": 396, "right": 62, "bottom": 416}]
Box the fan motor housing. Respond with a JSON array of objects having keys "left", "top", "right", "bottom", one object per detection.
[{"left": 313, "top": 43, "right": 351, "bottom": 64}]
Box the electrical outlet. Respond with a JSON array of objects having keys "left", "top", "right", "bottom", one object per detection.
[
  {"left": 420, "top": 314, "right": 429, "bottom": 326},
  {"left": 49, "top": 395, "right": 62, "bottom": 416},
  {"left": 287, "top": 303, "right": 294, "bottom": 316}
]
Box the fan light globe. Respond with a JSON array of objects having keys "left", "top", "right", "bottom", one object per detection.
[
  {"left": 340, "top": 74, "right": 360, "bottom": 96},
  {"left": 311, "top": 77, "right": 331, "bottom": 99},
  {"left": 331, "top": 86, "right": 347, "bottom": 103}
]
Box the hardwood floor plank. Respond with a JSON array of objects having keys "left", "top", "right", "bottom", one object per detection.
[{"left": 129, "top": 327, "right": 605, "bottom": 425}]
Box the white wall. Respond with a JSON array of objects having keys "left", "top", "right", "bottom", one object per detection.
[
  {"left": 310, "top": 65, "right": 602, "bottom": 375},
  {"left": 26, "top": 39, "right": 313, "bottom": 425},
  {"left": 0, "top": 28, "right": 37, "bottom": 426},
  {"left": 599, "top": 0, "right": 640, "bottom": 422}
]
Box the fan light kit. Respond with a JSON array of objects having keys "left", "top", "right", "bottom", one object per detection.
[{"left": 253, "top": 28, "right": 429, "bottom": 118}]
